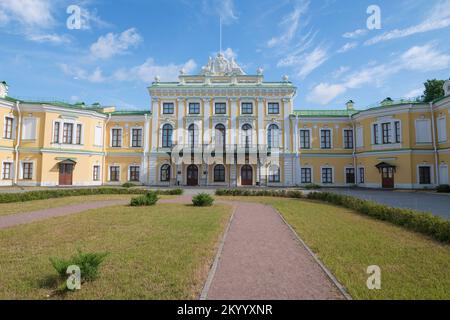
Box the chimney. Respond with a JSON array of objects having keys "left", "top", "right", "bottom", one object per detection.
[
  {"left": 0, "top": 81, "right": 8, "bottom": 99},
  {"left": 346, "top": 100, "right": 355, "bottom": 110}
]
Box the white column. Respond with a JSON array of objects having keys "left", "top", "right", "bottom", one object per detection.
[
  {"left": 230, "top": 98, "right": 237, "bottom": 146},
  {"left": 203, "top": 98, "right": 211, "bottom": 145},
  {"left": 257, "top": 97, "right": 264, "bottom": 146},
  {"left": 151, "top": 98, "right": 159, "bottom": 151},
  {"left": 177, "top": 98, "right": 185, "bottom": 146},
  {"left": 141, "top": 114, "right": 151, "bottom": 184},
  {"left": 283, "top": 98, "right": 291, "bottom": 153}
]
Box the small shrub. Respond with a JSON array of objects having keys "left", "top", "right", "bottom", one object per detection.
[
  {"left": 50, "top": 250, "right": 108, "bottom": 283},
  {"left": 192, "top": 193, "right": 214, "bottom": 207},
  {"left": 304, "top": 184, "right": 321, "bottom": 190},
  {"left": 436, "top": 185, "right": 450, "bottom": 193},
  {"left": 122, "top": 182, "right": 137, "bottom": 188},
  {"left": 130, "top": 192, "right": 159, "bottom": 206},
  {"left": 215, "top": 189, "right": 304, "bottom": 199}
]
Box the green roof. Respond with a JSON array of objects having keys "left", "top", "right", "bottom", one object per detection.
[
  {"left": 110, "top": 110, "right": 151, "bottom": 116},
  {"left": 293, "top": 110, "right": 357, "bottom": 118}
]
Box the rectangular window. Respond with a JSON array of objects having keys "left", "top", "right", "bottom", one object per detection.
[
  {"left": 300, "top": 130, "right": 310, "bottom": 149},
  {"left": 53, "top": 122, "right": 60, "bottom": 143},
  {"left": 268, "top": 103, "right": 280, "bottom": 114},
  {"left": 320, "top": 129, "right": 332, "bottom": 149},
  {"left": 359, "top": 168, "right": 365, "bottom": 184},
  {"left": 22, "top": 118, "right": 37, "bottom": 140},
  {"left": 93, "top": 165, "right": 100, "bottom": 181},
  {"left": 344, "top": 129, "right": 354, "bottom": 149},
  {"left": 131, "top": 128, "right": 143, "bottom": 147},
  {"left": 63, "top": 123, "right": 73, "bottom": 144},
  {"left": 76, "top": 124, "right": 82, "bottom": 145},
  {"left": 4, "top": 117, "right": 13, "bottom": 139},
  {"left": 111, "top": 129, "right": 122, "bottom": 147},
  {"left": 129, "top": 166, "right": 140, "bottom": 182},
  {"left": 215, "top": 103, "right": 227, "bottom": 114},
  {"left": 322, "top": 168, "right": 333, "bottom": 184},
  {"left": 163, "top": 103, "right": 174, "bottom": 114},
  {"left": 110, "top": 166, "right": 120, "bottom": 182},
  {"left": 189, "top": 103, "right": 200, "bottom": 114},
  {"left": 241, "top": 103, "right": 253, "bottom": 114},
  {"left": 415, "top": 119, "right": 432, "bottom": 143},
  {"left": 382, "top": 123, "right": 391, "bottom": 144},
  {"left": 394, "top": 121, "right": 401, "bottom": 143},
  {"left": 94, "top": 126, "right": 103, "bottom": 146},
  {"left": 437, "top": 117, "right": 447, "bottom": 142},
  {"left": 2, "top": 162, "right": 12, "bottom": 180},
  {"left": 346, "top": 168, "right": 355, "bottom": 184},
  {"left": 22, "top": 162, "right": 33, "bottom": 180},
  {"left": 301, "top": 168, "right": 312, "bottom": 184},
  {"left": 373, "top": 124, "right": 379, "bottom": 145},
  {"left": 356, "top": 127, "right": 364, "bottom": 148},
  {"left": 419, "top": 166, "right": 431, "bottom": 184}
]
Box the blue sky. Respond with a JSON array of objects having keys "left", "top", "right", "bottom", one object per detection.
[{"left": 0, "top": 0, "right": 449, "bottom": 111}]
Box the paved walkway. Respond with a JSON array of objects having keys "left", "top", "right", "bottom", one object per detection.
[{"left": 0, "top": 200, "right": 128, "bottom": 230}]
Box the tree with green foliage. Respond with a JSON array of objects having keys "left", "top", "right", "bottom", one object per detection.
[{"left": 423, "top": 79, "right": 446, "bottom": 102}]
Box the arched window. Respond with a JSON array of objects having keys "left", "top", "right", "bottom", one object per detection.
[
  {"left": 268, "top": 165, "right": 280, "bottom": 183},
  {"left": 162, "top": 124, "right": 173, "bottom": 148},
  {"left": 188, "top": 124, "right": 199, "bottom": 147},
  {"left": 160, "top": 164, "right": 170, "bottom": 182},
  {"left": 267, "top": 124, "right": 280, "bottom": 149},
  {"left": 241, "top": 124, "right": 252, "bottom": 147},
  {"left": 214, "top": 165, "right": 226, "bottom": 182},
  {"left": 215, "top": 124, "right": 226, "bottom": 147}
]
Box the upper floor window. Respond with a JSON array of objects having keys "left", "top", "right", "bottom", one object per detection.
[
  {"left": 268, "top": 103, "right": 280, "bottom": 115},
  {"left": 189, "top": 103, "right": 200, "bottom": 115},
  {"left": 94, "top": 126, "right": 103, "bottom": 147},
  {"left": 437, "top": 117, "right": 447, "bottom": 142},
  {"left": 373, "top": 124, "right": 379, "bottom": 145},
  {"left": 394, "top": 121, "right": 401, "bottom": 143},
  {"left": 188, "top": 124, "right": 199, "bottom": 147},
  {"left": 241, "top": 103, "right": 253, "bottom": 115},
  {"left": 344, "top": 129, "right": 353, "bottom": 149},
  {"left": 267, "top": 124, "right": 280, "bottom": 149},
  {"left": 241, "top": 124, "right": 253, "bottom": 146},
  {"left": 162, "top": 124, "right": 173, "bottom": 148},
  {"left": 382, "top": 123, "right": 391, "bottom": 144},
  {"left": 215, "top": 103, "right": 227, "bottom": 115},
  {"left": 22, "top": 117, "right": 37, "bottom": 140},
  {"left": 111, "top": 128, "right": 122, "bottom": 147},
  {"left": 163, "top": 103, "right": 174, "bottom": 114},
  {"left": 4, "top": 117, "right": 13, "bottom": 139},
  {"left": 215, "top": 124, "right": 226, "bottom": 147},
  {"left": 76, "top": 124, "right": 82, "bottom": 145},
  {"left": 320, "top": 129, "right": 332, "bottom": 149},
  {"left": 131, "top": 128, "right": 143, "bottom": 147},
  {"left": 415, "top": 119, "right": 432, "bottom": 144},
  {"left": 53, "top": 122, "right": 60, "bottom": 143},
  {"left": 63, "top": 123, "right": 73, "bottom": 144},
  {"left": 373, "top": 121, "right": 401, "bottom": 145},
  {"left": 300, "top": 130, "right": 311, "bottom": 149}
]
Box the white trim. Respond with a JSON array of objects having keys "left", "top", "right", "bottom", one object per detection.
[
  {"left": 266, "top": 101, "right": 281, "bottom": 115},
  {"left": 415, "top": 118, "right": 432, "bottom": 144},
  {"left": 439, "top": 164, "right": 449, "bottom": 185},
  {"left": 213, "top": 100, "right": 228, "bottom": 116},
  {"left": 416, "top": 164, "right": 435, "bottom": 186},
  {"left": 1, "top": 160, "right": 14, "bottom": 181},
  {"left": 437, "top": 116, "right": 447, "bottom": 143},
  {"left": 127, "top": 164, "right": 141, "bottom": 182},
  {"left": 300, "top": 166, "right": 313, "bottom": 184},
  {"left": 19, "top": 160, "right": 35, "bottom": 180},
  {"left": 342, "top": 128, "right": 354, "bottom": 149},
  {"left": 129, "top": 126, "right": 144, "bottom": 148},
  {"left": 319, "top": 128, "right": 333, "bottom": 149},
  {"left": 299, "top": 128, "right": 312, "bottom": 150},
  {"left": 2, "top": 114, "right": 15, "bottom": 140}
]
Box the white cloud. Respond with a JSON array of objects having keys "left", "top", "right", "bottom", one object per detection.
[
  {"left": 90, "top": 28, "right": 142, "bottom": 59},
  {"left": 0, "top": 10, "right": 9, "bottom": 25},
  {"left": 404, "top": 88, "right": 423, "bottom": 98},
  {"left": 202, "top": 0, "right": 237, "bottom": 23},
  {"left": 59, "top": 64, "right": 106, "bottom": 83},
  {"left": 222, "top": 47, "right": 237, "bottom": 60},
  {"left": 27, "top": 33, "right": 70, "bottom": 44},
  {"left": 278, "top": 46, "right": 329, "bottom": 79},
  {"left": 337, "top": 42, "right": 357, "bottom": 53},
  {"left": 331, "top": 66, "right": 350, "bottom": 78},
  {"left": 0, "top": 0, "right": 54, "bottom": 28},
  {"left": 365, "top": 0, "right": 450, "bottom": 45},
  {"left": 342, "top": 29, "right": 368, "bottom": 39},
  {"left": 400, "top": 43, "right": 450, "bottom": 71},
  {"left": 307, "top": 83, "right": 347, "bottom": 104},
  {"left": 79, "top": 7, "right": 111, "bottom": 30}
]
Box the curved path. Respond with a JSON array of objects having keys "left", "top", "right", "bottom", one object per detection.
[{"left": 0, "top": 195, "right": 348, "bottom": 300}]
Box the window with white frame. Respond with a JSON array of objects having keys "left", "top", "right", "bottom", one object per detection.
[
  {"left": 437, "top": 117, "right": 447, "bottom": 142},
  {"left": 320, "top": 129, "right": 332, "bottom": 149},
  {"left": 268, "top": 103, "right": 280, "bottom": 114},
  {"left": 93, "top": 165, "right": 100, "bottom": 181},
  {"left": 163, "top": 103, "right": 174, "bottom": 115},
  {"left": 321, "top": 168, "right": 333, "bottom": 184},
  {"left": 94, "top": 126, "right": 103, "bottom": 146},
  {"left": 22, "top": 118, "right": 37, "bottom": 140},
  {"left": 394, "top": 121, "right": 401, "bottom": 143},
  {"left": 241, "top": 102, "right": 253, "bottom": 115},
  {"left": 373, "top": 120, "right": 401, "bottom": 145},
  {"left": 356, "top": 126, "right": 364, "bottom": 148},
  {"left": 382, "top": 123, "right": 391, "bottom": 144},
  {"left": 76, "top": 124, "right": 82, "bottom": 145},
  {"left": 131, "top": 128, "right": 143, "bottom": 147},
  {"left": 268, "top": 165, "right": 280, "bottom": 183},
  {"left": 267, "top": 124, "right": 280, "bottom": 149},
  {"left": 2, "top": 162, "right": 12, "bottom": 180},
  {"left": 215, "top": 103, "right": 227, "bottom": 115},
  {"left": 109, "top": 166, "right": 120, "bottom": 181},
  {"left": 359, "top": 167, "right": 365, "bottom": 184},
  {"left": 162, "top": 124, "right": 173, "bottom": 148},
  {"left": 345, "top": 168, "right": 355, "bottom": 184},
  {"left": 111, "top": 128, "right": 122, "bottom": 147},
  {"left": 53, "top": 122, "right": 61, "bottom": 143},
  {"left": 418, "top": 166, "right": 431, "bottom": 184},
  {"left": 301, "top": 168, "right": 312, "bottom": 184},
  {"left": 415, "top": 119, "right": 432, "bottom": 143},
  {"left": 189, "top": 103, "right": 200, "bottom": 114},
  {"left": 63, "top": 123, "right": 73, "bottom": 144},
  {"left": 343, "top": 129, "right": 354, "bottom": 149},
  {"left": 214, "top": 165, "right": 226, "bottom": 182},
  {"left": 22, "top": 162, "right": 33, "bottom": 180},
  {"left": 4, "top": 117, "right": 13, "bottom": 139},
  {"left": 129, "top": 166, "right": 140, "bottom": 182},
  {"left": 300, "top": 130, "right": 310, "bottom": 149}
]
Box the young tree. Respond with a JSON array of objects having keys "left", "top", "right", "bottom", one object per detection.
[{"left": 423, "top": 79, "right": 446, "bottom": 102}]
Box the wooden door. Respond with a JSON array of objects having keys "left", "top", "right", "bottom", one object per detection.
[
  {"left": 187, "top": 165, "right": 198, "bottom": 186},
  {"left": 381, "top": 167, "right": 394, "bottom": 189},
  {"left": 59, "top": 164, "right": 74, "bottom": 186},
  {"left": 241, "top": 165, "right": 253, "bottom": 186}
]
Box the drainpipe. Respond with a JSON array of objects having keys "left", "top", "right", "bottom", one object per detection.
[
  {"left": 295, "top": 115, "right": 299, "bottom": 186},
  {"left": 351, "top": 114, "right": 357, "bottom": 186},
  {"left": 13, "top": 101, "right": 22, "bottom": 186},
  {"left": 102, "top": 114, "right": 111, "bottom": 185},
  {"left": 430, "top": 101, "right": 439, "bottom": 186}
]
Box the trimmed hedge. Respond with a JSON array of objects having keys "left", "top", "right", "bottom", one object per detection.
[
  {"left": 0, "top": 188, "right": 183, "bottom": 204},
  {"left": 436, "top": 185, "right": 450, "bottom": 193},
  {"left": 307, "top": 192, "right": 450, "bottom": 243},
  {"left": 216, "top": 189, "right": 304, "bottom": 199}
]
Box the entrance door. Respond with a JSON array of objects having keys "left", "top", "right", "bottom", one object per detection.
[
  {"left": 381, "top": 167, "right": 394, "bottom": 189},
  {"left": 187, "top": 165, "right": 198, "bottom": 186},
  {"left": 241, "top": 165, "right": 253, "bottom": 186},
  {"left": 59, "top": 163, "right": 74, "bottom": 186}
]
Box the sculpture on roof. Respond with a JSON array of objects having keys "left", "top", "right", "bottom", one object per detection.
[{"left": 200, "top": 53, "right": 246, "bottom": 76}]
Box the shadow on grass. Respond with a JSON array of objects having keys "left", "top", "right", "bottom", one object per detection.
[{"left": 36, "top": 274, "right": 70, "bottom": 299}]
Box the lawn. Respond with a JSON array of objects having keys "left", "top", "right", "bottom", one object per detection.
[
  {"left": 219, "top": 196, "right": 450, "bottom": 300},
  {"left": 0, "top": 202, "right": 231, "bottom": 299},
  {"left": 0, "top": 194, "right": 174, "bottom": 217}
]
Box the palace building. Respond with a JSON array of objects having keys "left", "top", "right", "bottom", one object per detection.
[{"left": 0, "top": 55, "right": 449, "bottom": 189}]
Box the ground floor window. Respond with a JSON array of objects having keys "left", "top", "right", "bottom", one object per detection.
[
  {"left": 214, "top": 165, "right": 225, "bottom": 182},
  {"left": 109, "top": 166, "right": 120, "bottom": 182},
  {"left": 129, "top": 166, "right": 140, "bottom": 182},
  {"left": 419, "top": 166, "right": 431, "bottom": 184},
  {"left": 346, "top": 168, "right": 355, "bottom": 184},
  {"left": 2, "top": 162, "right": 12, "bottom": 180},
  {"left": 93, "top": 165, "right": 100, "bottom": 181},
  {"left": 160, "top": 164, "right": 170, "bottom": 182},
  {"left": 22, "top": 162, "right": 33, "bottom": 180},
  {"left": 322, "top": 168, "right": 333, "bottom": 184},
  {"left": 268, "top": 165, "right": 280, "bottom": 183},
  {"left": 301, "top": 168, "right": 312, "bottom": 184},
  {"left": 359, "top": 168, "right": 365, "bottom": 184}
]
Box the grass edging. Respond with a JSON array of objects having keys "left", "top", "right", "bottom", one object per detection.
[
  {"left": 0, "top": 188, "right": 183, "bottom": 204},
  {"left": 215, "top": 189, "right": 450, "bottom": 243}
]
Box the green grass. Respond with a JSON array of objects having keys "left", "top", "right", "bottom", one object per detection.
[
  {"left": 0, "top": 203, "right": 231, "bottom": 299},
  {"left": 219, "top": 196, "right": 450, "bottom": 300}
]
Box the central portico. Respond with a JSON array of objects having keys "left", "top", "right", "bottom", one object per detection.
[{"left": 147, "top": 53, "right": 297, "bottom": 187}]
